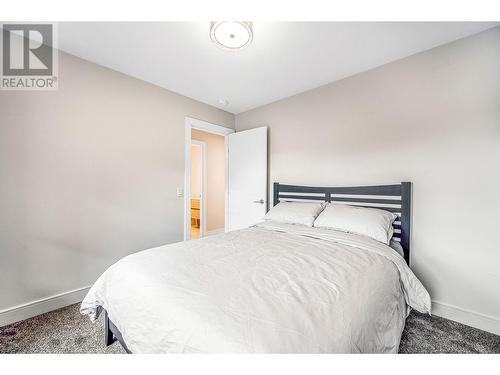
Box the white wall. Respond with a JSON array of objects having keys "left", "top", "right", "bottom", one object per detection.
[
  {"left": 236, "top": 27, "right": 500, "bottom": 334},
  {"left": 0, "top": 49, "right": 234, "bottom": 323}
]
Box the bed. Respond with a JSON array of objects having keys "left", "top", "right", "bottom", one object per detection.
[{"left": 81, "top": 182, "right": 431, "bottom": 353}]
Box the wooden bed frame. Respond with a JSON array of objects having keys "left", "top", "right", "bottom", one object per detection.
[
  {"left": 105, "top": 181, "right": 412, "bottom": 352},
  {"left": 105, "top": 310, "right": 131, "bottom": 353}
]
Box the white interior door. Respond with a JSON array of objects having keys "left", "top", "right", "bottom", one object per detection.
[{"left": 227, "top": 127, "right": 267, "bottom": 231}]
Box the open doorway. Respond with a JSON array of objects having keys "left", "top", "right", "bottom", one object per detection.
[
  {"left": 190, "top": 141, "right": 205, "bottom": 239},
  {"left": 184, "top": 118, "right": 234, "bottom": 240}
]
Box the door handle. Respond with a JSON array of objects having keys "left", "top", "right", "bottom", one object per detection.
[{"left": 253, "top": 199, "right": 265, "bottom": 204}]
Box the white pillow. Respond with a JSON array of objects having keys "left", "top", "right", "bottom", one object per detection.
[
  {"left": 389, "top": 239, "right": 405, "bottom": 258},
  {"left": 313, "top": 204, "right": 397, "bottom": 244},
  {"left": 264, "top": 201, "right": 326, "bottom": 227}
]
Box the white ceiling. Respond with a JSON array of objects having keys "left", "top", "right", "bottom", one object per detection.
[{"left": 58, "top": 22, "right": 498, "bottom": 114}]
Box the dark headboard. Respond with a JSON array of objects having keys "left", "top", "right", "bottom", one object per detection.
[{"left": 273, "top": 182, "right": 412, "bottom": 265}]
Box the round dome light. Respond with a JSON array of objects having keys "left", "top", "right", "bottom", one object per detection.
[{"left": 210, "top": 21, "right": 253, "bottom": 51}]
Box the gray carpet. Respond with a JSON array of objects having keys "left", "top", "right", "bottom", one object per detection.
[{"left": 1, "top": 304, "right": 499, "bottom": 354}]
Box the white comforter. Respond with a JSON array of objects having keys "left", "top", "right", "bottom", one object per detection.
[{"left": 81, "top": 221, "right": 431, "bottom": 353}]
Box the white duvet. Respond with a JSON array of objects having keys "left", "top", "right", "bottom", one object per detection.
[{"left": 81, "top": 221, "right": 431, "bottom": 353}]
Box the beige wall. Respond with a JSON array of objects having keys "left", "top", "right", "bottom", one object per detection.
[
  {"left": 192, "top": 129, "right": 225, "bottom": 232},
  {"left": 190, "top": 144, "right": 202, "bottom": 198},
  {"left": 236, "top": 27, "right": 500, "bottom": 333},
  {"left": 0, "top": 49, "right": 234, "bottom": 313}
]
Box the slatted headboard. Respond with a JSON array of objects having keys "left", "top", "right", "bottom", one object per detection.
[{"left": 273, "top": 182, "right": 412, "bottom": 265}]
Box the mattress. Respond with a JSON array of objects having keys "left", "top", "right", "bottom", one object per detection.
[{"left": 81, "top": 221, "right": 431, "bottom": 353}]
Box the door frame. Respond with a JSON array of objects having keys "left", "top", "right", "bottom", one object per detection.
[{"left": 184, "top": 117, "right": 234, "bottom": 241}]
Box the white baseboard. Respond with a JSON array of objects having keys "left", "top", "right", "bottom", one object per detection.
[
  {"left": 205, "top": 228, "right": 225, "bottom": 236},
  {"left": 0, "top": 286, "right": 90, "bottom": 327},
  {"left": 432, "top": 300, "right": 500, "bottom": 336}
]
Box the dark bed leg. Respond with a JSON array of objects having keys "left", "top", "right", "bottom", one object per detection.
[{"left": 104, "top": 311, "right": 115, "bottom": 346}]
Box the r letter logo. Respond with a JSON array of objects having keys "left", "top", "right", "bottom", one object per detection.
[{"left": 1, "top": 23, "right": 58, "bottom": 90}]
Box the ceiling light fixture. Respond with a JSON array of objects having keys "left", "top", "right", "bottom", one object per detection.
[{"left": 210, "top": 21, "right": 253, "bottom": 51}]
